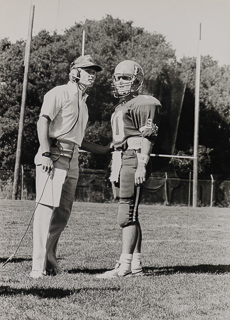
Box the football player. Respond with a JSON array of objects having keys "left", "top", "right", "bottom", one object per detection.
[{"left": 97, "top": 60, "right": 162, "bottom": 278}]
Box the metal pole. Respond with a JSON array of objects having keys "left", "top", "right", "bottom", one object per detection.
[
  {"left": 192, "top": 23, "right": 201, "bottom": 207},
  {"left": 164, "top": 172, "right": 169, "bottom": 205},
  {"left": 150, "top": 153, "right": 194, "bottom": 159},
  {"left": 82, "top": 29, "right": 85, "bottom": 56},
  {"left": 210, "top": 174, "right": 214, "bottom": 207},
  {"left": 188, "top": 171, "right": 191, "bottom": 206},
  {"left": 12, "top": 4, "right": 35, "bottom": 200},
  {"left": 21, "top": 165, "right": 24, "bottom": 200}
]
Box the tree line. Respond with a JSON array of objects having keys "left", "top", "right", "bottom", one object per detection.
[{"left": 0, "top": 16, "right": 229, "bottom": 178}]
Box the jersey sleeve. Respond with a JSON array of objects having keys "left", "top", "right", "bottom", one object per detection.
[
  {"left": 39, "top": 87, "right": 62, "bottom": 121},
  {"left": 130, "top": 96, "right": 161, "bottom": 142}
]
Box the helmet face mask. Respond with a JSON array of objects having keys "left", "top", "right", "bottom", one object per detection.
[
  {"left": 112, "top": 74, "right": 133, "bottom": 97},
  {"left": 112, "top": 60, "right": 144, "bottom": 98}
]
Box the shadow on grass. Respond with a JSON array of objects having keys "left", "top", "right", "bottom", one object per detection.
[
  {"left": 67, "top": 268, "right": 108, "bottom": 275},
  {"left": 143, "top": 265, "right": 230, "bottom": 275},
  {"left": 0, "top": 257, "right": 31, "bottom": 263},
  {"left": 0, "top": 286, "right": 120, "bottom": 299},
  {"left": 67, "top": 264, "right": 230, "bottom": 276},
  {"left": 0, "top": 257, "right": 64, "bottom": 265}
]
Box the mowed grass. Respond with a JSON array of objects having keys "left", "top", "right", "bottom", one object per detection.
[{"left": 0, "top": 200, "right": 230, "bottom": 320}]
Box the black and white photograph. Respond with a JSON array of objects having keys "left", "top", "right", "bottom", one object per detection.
[{"left": 0, "top": 0, "right": 230, "bottom": 319}]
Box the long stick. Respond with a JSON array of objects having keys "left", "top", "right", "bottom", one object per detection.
[
  {"left": 192, "top": 23, "right": 201, "bottom": 208},
  {"left": 150, "top": 154, "right": 194, "bottom": 159},
  {"left": 12, "top": 4, "right": 35, "bottom": 200}
]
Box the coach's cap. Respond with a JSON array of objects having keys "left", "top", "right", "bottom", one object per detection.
[{"left": 70, "top": 55, "right": 102, "bottom": 72}]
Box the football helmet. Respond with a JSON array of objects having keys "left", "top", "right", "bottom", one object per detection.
[{"left": 112, "top": 60, "right": 144, "bottom": 98}]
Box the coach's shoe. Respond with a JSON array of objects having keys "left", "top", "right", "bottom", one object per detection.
[
  {"left": 96, "top": 262, "right": 131, "bottom": 279},
  {"left": 29, "top": 270, "right": 46, "bottom": 279},
  {"left": 46, "top": 267, "right": 63, "bottom": 276}
]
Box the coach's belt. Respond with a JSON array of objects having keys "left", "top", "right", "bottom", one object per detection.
[
  {"left": 51, "top": 140, "right": 79, "bottom": 158},
  {"left": 127, "top": 137, "right": 143, "bottom": 150},
  {"left": 51, "top": 150, "right": 73, "bottom": 159}
]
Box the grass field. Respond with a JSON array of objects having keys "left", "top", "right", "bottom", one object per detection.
[{"left": 0, "top": 200, "right": 230, "bottom": 320}]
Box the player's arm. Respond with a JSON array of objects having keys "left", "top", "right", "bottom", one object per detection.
[
  {"left": 81, "top": 138, "right": 113, "bottom": 154},
  {"left": 36, "top": 88, "right": 61, "bottom": 176},
  {"left": 133, "top": 100, "right": 161, "bottom": 185},
  {"left": 135, "top": 138, "right": 152, "bottom": 185}
]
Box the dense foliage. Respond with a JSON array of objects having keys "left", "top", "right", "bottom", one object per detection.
[
  {"left": 0, "top": 16, "right": 229, "bottom": 177},
  {"left": 174, "top": 56, "right": 230, "bottom": 176}
]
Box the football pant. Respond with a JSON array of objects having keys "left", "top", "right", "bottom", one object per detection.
[{"left": 118, "top": 150, "right": 141, "bottom": 227}]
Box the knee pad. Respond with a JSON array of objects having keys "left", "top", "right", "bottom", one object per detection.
[{"left": 118, "top": 198, "right": 138, "bottom": 228}]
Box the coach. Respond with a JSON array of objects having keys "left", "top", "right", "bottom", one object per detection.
[{"left": 30, "top": 55, "right": 108, "bottom": 279}]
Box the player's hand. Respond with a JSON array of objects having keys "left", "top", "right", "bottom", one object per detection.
[
  {"left": 107, "top": 142, "right": 114, "bottom": 153},
  {"left": 41, "top": 156, "right": 54, "bottom": 178},
  {"left": 135, "top": 163, "right": 146, "bottom": 185}
]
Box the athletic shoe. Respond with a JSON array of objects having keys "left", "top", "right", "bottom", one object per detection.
[
  {"left": 96, "top": 262, "right": 131, "bottom": 279},
  {"left": 131, "top": 261, "right": 143, "bottom": 274},
  {"left": 132, "top": 270, "right": 145, "bottom": 276},
  {"left": 46, "top": 268, "right": 62, "bottom": 276},
  {"left": 29, "top": 270, "right": 45, "bottom": 279}
]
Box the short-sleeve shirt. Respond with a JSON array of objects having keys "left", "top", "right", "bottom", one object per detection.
[
  {"left": 40, "top": 81, "right": 89, "bottom": 146},
  {"left": 111, "top": 94, "right": 161, "bottom": 150}
]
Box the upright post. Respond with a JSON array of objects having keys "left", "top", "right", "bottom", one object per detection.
[
  {"left": 12, "top": 4, "right": 35, "bottom": 200},
  {"left": 164, "top": 172, "right": 169, "bottom": 205},
  {"left": 192, "top": 23, "right": 201, "bottom": 207},
  {"left": 210, "top": 174, "right": 214, "bottom": 207},
  {"left": 21, "top": 165, "right": 24, "bottom": 200},
  {"left": 82, "top": 29, "right": 85, "bottom": 56},
  {"left": 188, "top": 171, "right": 191, "bottom": 206}
]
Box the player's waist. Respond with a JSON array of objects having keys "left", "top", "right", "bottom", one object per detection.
[
  {"left": 127, "top": 137, "right": 142, "bottom": 150},
  {"left": 114, "top": 137, "right": 143, "bottom": 152}
]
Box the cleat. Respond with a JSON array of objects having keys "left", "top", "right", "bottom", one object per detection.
[
  {"left": 132, "top": 270, "right": 145, "bottom": 276},
  {"left": 96, "top": 262, "right": 131, "bottom": 279},
  {"left": 131, "top": 261, "right": 143, "bottom": 276}
]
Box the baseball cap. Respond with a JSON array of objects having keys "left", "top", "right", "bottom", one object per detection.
[{"left": 70, "top": 55, "right": 102, "bottom": 72}]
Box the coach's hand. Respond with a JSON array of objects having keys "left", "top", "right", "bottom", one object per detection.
[
  {"left": 41, "top": 155, "right": 54, "bottom": 178},
  {"left": 135, "top": 163, "right": 146, "bottom": 185}
]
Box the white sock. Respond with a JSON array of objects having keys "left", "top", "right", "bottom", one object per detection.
[
  {"left": 132, "top": 253, "right": 142, "bottom": 272},
  {"left": 118, "top": 254, "right": 132, "bottom": 275}
]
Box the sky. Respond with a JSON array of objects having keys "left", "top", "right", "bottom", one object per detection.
[{"left": 0, "top": 0, "right": 230, "bottom": 66}]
